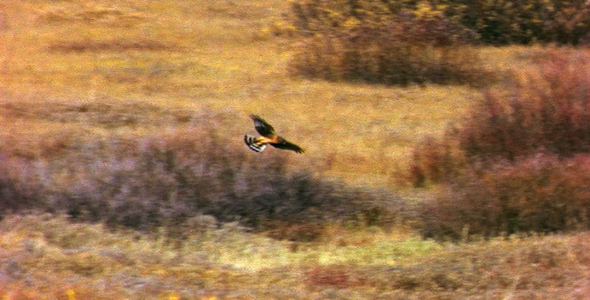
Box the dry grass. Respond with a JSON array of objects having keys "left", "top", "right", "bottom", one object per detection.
[
  {"left": 0, "top": 0, "right": 486, "bottom": 186},
  {"left": 0, "top": 214, "right": 588, "bottom": 299}
]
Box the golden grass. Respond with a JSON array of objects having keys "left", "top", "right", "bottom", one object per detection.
[
  {"left": 1, "top": 0, "right": 547, "bottom": 188},
  {"left": 0, "top": 0, "right": 501, "bottom": 187}
]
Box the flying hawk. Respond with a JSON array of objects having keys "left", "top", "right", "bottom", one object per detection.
[{"left": 244, "top": 114, "right": 305, "bottom": 153}]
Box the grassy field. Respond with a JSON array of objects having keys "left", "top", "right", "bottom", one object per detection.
[
  {"left": 0, "top": 214, "right": 588, "bottom": 299},
  {"left": 1, "top": 0, "right": 589, "bottom": 299},
  {"left": 0, "top": 0, "right": 497, "bottom": 185}
]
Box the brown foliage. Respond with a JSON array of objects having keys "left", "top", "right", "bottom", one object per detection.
[
  {"left": 306, "top": 265, "right": 359, "bottom": 289},
  {"left": 410, "top": 49, "right": 590, "bottom": 186},
  {"left": 0, "top": 126, "right": 396, "bottom": 240},
  {"left": 47, "top": 38, "right": 176, "bottom": 53},
  {"left": 411, "top": 49, "right": 590, "bottom": 239},
  {"left": 446, "top": 0, "right": 590, "bottom": 45},
  {"left": 285, "top": 1, "right": 486, "bottom": 86},
  {"left": 408, "top": 134, "right": 465, "bottom": 187},
  {"left": 460, "top": 50, "right": 590, "bottom": 161},
  {"left": 421, "top": 154, "right": 590, "bottom": 240}
]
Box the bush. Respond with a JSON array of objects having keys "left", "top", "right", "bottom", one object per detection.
[
  {"left": 283, "top": 0, "right": 590, "bottom": 46},
  {"left": 407, "top": 134, "right": 466, "bottom": 187},
  {"left": 444, "top": 0, "right": 590, "bottom": 45},
  {"left": 0, "top": 126, "right": 397, "bottom": 240},
  {"left": 286, "top": 0, "right": 399, "bottom": 35},
  {"left": 410, "top": 49, "right": 590, "bottom": 238},
  {"left": 421, "top": 154, "right": 590, "bottom": 240},
  {"left": 409, "top": 49, "right": 590, "bottom": 186},
  {"left": 460, "top": 49, "right": 590, "bottom": 160},
  {"left": 285, "top": 1, "right": 485, "bottom": 86}
]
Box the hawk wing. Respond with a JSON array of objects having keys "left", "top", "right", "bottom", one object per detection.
[
  {"left": 250, "top": 115, "right": 277, "bottom": 138},
  {"left": 270, "top": 140, "right": 305, "bottom": 153}
]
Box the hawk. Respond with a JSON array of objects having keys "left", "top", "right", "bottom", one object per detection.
[{"left": 244, "top": 114, "right": 305, "bottom": 153}]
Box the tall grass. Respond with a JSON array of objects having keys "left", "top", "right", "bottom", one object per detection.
[{"left": 1, "top": 213, "right": 589, "bottom": 299}]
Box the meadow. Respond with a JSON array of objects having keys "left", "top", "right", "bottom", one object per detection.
[{"left": 0, "top": 0, "right": 589, "bottom": 298}]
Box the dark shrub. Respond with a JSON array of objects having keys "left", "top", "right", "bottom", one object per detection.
[
  {"left": 421, "top": 154, "right": 590, "bottom": 240},
  {"left": 0, "top": 126, "right": 399, "bottom": 240},
  {"left": 444, "top": 0, "right": 590, "bottom": 45},
  {"left": 284, "top": 0, "right": 590, "bottom": 46},
  {"left": 285, "top": 1, "right": 485, "bottom": 86}
]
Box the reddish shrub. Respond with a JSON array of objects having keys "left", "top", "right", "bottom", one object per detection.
[
  {"left": 407, "top": 134, "right": 466, "bottom": 187},
  {"left": 460, "top": 50, "right": 590, "bottom": 161},
  {"left": 410, "top": 49, "right": 590, "bottom": 186},
  {"left": 421, "top": 154, "right": 590, "bottom": 240},
  {"left": 306, "top": 265, "right": 355, "bottom": 289}
]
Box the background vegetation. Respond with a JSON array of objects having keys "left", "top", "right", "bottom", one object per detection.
[
  {"left": 411, "top": 49, "right": 590, "bottom": 239},
  {"left": 1, "top": 0, "right": 590, "bottom": 298},
  {"left": 446, "top": 0, "right": 590, "bottom": 45},
  {"left": 284, "top": 0, "right": 485, "bottom": 85},
  {"left": 282, "top": 0, "right": 590, "bottom": 85}
]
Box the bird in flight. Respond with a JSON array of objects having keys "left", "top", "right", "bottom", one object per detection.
[{"left": 244, "top": 114, "right": 305, "bottom": 153}]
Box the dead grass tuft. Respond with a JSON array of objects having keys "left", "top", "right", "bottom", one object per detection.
[
  {"left": 47, "top": 38, "right": 176, "bottom": 53},
  {"left": 37, "top": 3, "right": 147, "bottom": 27}
]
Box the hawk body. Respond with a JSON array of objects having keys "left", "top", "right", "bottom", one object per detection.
[{"left": 244, "top": 115, "right": 305, "bottom": 154}]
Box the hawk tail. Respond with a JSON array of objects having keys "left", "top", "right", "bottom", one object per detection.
[{"left": 244, "top": 135, "right": 267, "bottom": 153}]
